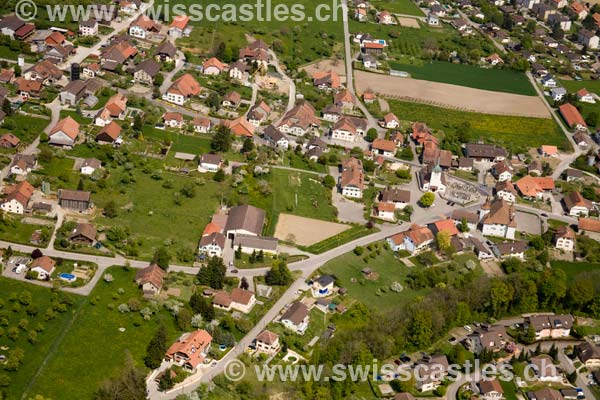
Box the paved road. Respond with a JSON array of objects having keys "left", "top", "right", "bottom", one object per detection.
[
  {"left": 159, "top": 50, "right": 186, "bottom": 94},
  {"left": 269, "top": 51, "right": 296, "bottom": 125}
]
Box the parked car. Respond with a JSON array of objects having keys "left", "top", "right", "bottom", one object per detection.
[{"left": 464, "top": 325, "right": 473, "bottom": 332}]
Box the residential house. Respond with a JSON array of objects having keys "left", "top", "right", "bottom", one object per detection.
[
  {"left": 361, "top": 53, "right": 377, "bottom": 68},
  {"left": 452, "top": 209, "right": 479, "bottom": 231},
  {"left": 69, "top": 222, "right": 97, "bottom": 245},
  {"left": 0, "top": 15, "right": 30, "bottom": 39},
  {"left": 578, "top": 217, "right": 600, "bottom": 240},
  {"left": 129, "top": 15, "right": 161, "bottom": 40},
  {"left": 191, "top": 117, "right": 211, "bottom": 134},
  {"left": 155, "top": 40, "right": 177, "bottom": 63},
  {"left": 362, "top": 41, "right": 385, "bottom": 55},
  {"left": 471, "top": 237, "right": 495, "bottom": 260},
  {"left": 163, "top": 112, "right": 184, "bottom": 129},
  {"left": 247, "top": 101, "right": 271, "bottom": 126},
  {"left": 222, "top": 91, "right": 242, "bottom": 108},
  {"left": 530, "top": 355, "right": 562, "bottom": 382},
  {"left": 541, "top": 145, "right": 558, "bottom": 157},
  {"left": 485, "top": 53, "right": 504, "bottom": 66},
  {"left": 480, "top": 198, "right": 517, "bottom": 239},
  {"left": 355, "top": 8, "right": 368, "bottom": 21},
  {"left": 531, "top": 63, "right": 548, "bottom": 77},
  {"left": 9, "top": 154, "right": 36, "bottom": 176},
  {"left": 133, "top": 59, "right": 161, "bottom": 84},
  {"left": 340, "top": 157, "right": 364, "bottom": 198},
  {"left": 135, "top": 263, "right": 166, "bottom": 296},
  {"left": 380, "top": 187, "right": 410, "bottom": 209},
  {"left": 229, "top": 61, "right": 248, "bottom": 81},
  {"left": 372, "top": 138, "right": 397, "bottom": 157},
  {"left": 168, "top": 15, "right": 191, "bottom": 38},
  {"left": 525, "top": 314, "right": 574, "bottom": 340},
  {"left": 322, "top": 104, "right": 341, "bottom": 122},
  {"left": 238, "top": 40, "right": 271, "bottom": 66},
  {"left": 563, "top": 191, "right": 592, "bottom": 216},
  {"left": 332, "top": 116, "right": 367, "bottom": 142},
  {"left": 415, "top": 355, "right": 449, "bottom": 392},
  {"left": 281, "top": 302, "right": 310, "bottom": 334},
  {"left": 578, "top": 29, "right": 599, "bottom": 49},
  {"left": 576, "top": 88, "right": 595, "bottom": 103},
  {"left": 515, "top": 175, "right": 555, "bottom": 200},
  {"left": 427, "top": 13, "right": 440, "bottom": 25},
  {"left": 80, "top": 158, "right": 101, "bottom": 175},
  {"left": 565, "top": 168, "right": 583, "bottom": 182},
  {"left": 95, "top": 121, "right": 122, "bottom": 145},
  {"left": 263, "top": 125, "right": 289, "bottom": 150},
  {"left": 198, "top": 154, "right": 222, "bottom": 173},
  {"left": 0, "top": 68, "right": 15, "bottom": 84},
  {"left": 429, "top": 219, "right": 460, "bottom": 237},
  {"left": 79, "top": 19, "right": 98, "bottom": 36},
  {"left": 311, "top": 275, "right": 335, "bottom": 297},
  {"left": 382, "top": 113, "right": 400, "bottom": 129},
  {"left": 386, "top": 224, "right": 434, "bottom": 254},
  {"left": 58, "top": 189, "right": 91, "bottom": 211},
  {"left": 198, "top": 227, "right": 226, "bottom": 258},
  {"left": 100, "top": 41, "right": 137, "bottom": 71},
  {"left": 553, "top": 225, "right": 575, "bottom": 252},
  {"left": 541, "top": 74, "right": 557, "bottom": 88},
  {"left": 528, "top": 388, "right": 564, "bottom": 400},
  {"left": 202, "top": 57, "right": 226, "bottom": 75},
  {"left": 0, "top": 133, "right": 20, "bottom": 148},
  {"left": 570, "top": 1, "right": 588, "bottom": 20},
  {"left": 255, "top": 330, "right": 280, "bottom": 355},
  {"left": 492, "top": 161, "right": 513, "bottom": 182},
  {"left": 277, "top": 102, "right": 320, "bottom": 136},
  {"left": 223, "top": 116, "right": 255, "bottom": 137},
  {"left": 377, "top": 10, "right": 395, "bottom": 24},
  {"left": 165, "top": 330, "right": 212, "bottom": 372},
  {"left": 23, "top": 60, "right": 63, "bottom": 85},
  {"left": 550, "top": 87, "right": 566, "bottom": 102},
  {"left": 59, "top": 80, "right": 88, "bottom": 106},
  {"left": 495, "top": 241, "right": 528, "bottom": 260},
  {"left": 224, "top": 205, "right": 265, "bottom": 239},
  {"left": 495, "top": 180, "right": 517, "bottom": 203},
  {"left": 213, "top": 288, "right": 256, "bottom": 314},
  {"left": 468, "top": 325, "right": 508, "bottom": 353},
  {"left": 376, "top": 202, "right": 396, "bottom": 221},
  {"left": 574, "top": 131, "right": 589, "bottom": 148},
  {"left": 0, "top": 181, "right": 34, "bottom": 214},
  {"left": 95, "top": 93, "right": 127, "bottom": 126},
  {"left": 312, "top": 70, "right": 341, "bottom": 91},
  {"left": 29, "top": 256, "right": 56, "bottom": 280},
  {"left": 548, "top": 13, "right": 571, "bottom": 30},
  {"left": 49, "top": 116, "right": 80, "bottom": 146},
  {"left": 575, "top": 342, "right": 600, "bottom": 368},
  {"left": 82, "top": 63, "right": 101, "bottom": 78},
  {"left": 163, "top": 73, "right": 201, "bottom": 106},
  {"left": 478, "top": 380, "right": 504, "bottom": 400}
]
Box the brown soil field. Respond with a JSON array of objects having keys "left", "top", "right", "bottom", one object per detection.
[{"left": 274, "top": 214, "right": 350, "bottom": 246}]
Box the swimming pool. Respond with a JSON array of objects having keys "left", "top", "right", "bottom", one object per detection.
[{"left": 59, "top": 273, "right": 76, "bottom": 282}]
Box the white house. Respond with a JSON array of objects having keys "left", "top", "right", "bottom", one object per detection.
[
  {"left": 551, "top": 87, "right": 567, "bottom": 102},
  {"left": 577, "top": 88, "right": 596, "bottom": 103},
  {"left": 311, "top": 275, "right": 335, "bottom": 298},
  {"left": 340, "top": 158, "right": 364, "bottom": 198},
  {"left": 29, "top": 256, "right": 56, "bottom": 280},
  {"left": 382, "top": 113, "right": 400, "bottom": 129},
  {"left": 553, "top": 225, "right": 575, "bottom": 251},
  {"left": 255, "top": 330, "right": 280, "bottom": 355},
  {"left": 213, "top": 288, "right": 256, "bottom": 314},
  {"left": 541, "top": 74, "right": 557, "bottom": 88},
  {"left": 480, "top": 198, "right": 517, "bottom": 239},
  {"left": 79, "top": 19, "right": 98, "bottom": 36},
  {"left": 376, "top": 202, "right": 396, "bottom": 221},
  {"left": 198, "top": 154, "right": 222, "bottom": 173},
  {"left": 281, "top": 302, "right": 309, "bottom": 334},
  {"left": 478, "top": 380, "right": 504, "bottom": 400},
  {"left": 198, "top": 232, "right": 225, "bottom": 258},
  {"left": 80, "top": 158, "right": 101, "bottom": 175},
  {"left": 563, "top": 191, "right": 592, "bottom": 217},
  {"left": 386, "top": 224, "right": 434, "bottom": 255}
]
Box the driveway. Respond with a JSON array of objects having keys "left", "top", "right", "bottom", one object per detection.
[
  {"left": 515, "top": 211, "right": 542, "bottom": 235},
  {"left": 328, "top": 166, "right": 366, "bottom": 224}
]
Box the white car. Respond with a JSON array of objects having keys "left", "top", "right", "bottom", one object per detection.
[{"left": 464, "top": 325, "right": 473, "bottom": 332}]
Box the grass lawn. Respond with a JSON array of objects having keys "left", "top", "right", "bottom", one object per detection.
[
  {"left": 282, "top": 151, "right": 327, "bottom": 174},
  {"left": 166, "top": 0, "right": 343, "bottom": 68},
  {"left": 319, "top": 243, "right": 428, "bottom": 311},
  {"left": 383, "top": 99, "right": 570, "bottom": 152},
  {"left": 92, "top": 158, "right": 227, "bottom": 260},
  {"left": 387, "top": 60, "right": 536, "bottom": 96},
  {"left": 0, "top": 277, "right": 84, "bottom": 400},
  {"left": 142, "top": 125, "right": 213, "bottom": 154},
  {"left": 59, "top": 110, "right": 93, "bottom": 125},
  {"left": 550, "top": 260, "right": 600, "bottom": 281},
  {"left": 0, "top": 216, "right": 52, "bottom": 247},
  {"left": 500, "top": 379, "right": 519, "bottom": 400},
  {"left": 235, "top": 168, "right": 338, "bottom": 236},
  {"left": 0, "top": 113, "right": 49, "bottom": 145},
  {"left": 371, "top": 0, "right": 423, "bottom": 15},
  {"left": 559, "top": 79, "right": 600, "bottom": 95},
  {"left": 36, "top": 156, "right": 75, "bottom": 178},
  {"left": 25, "top": 266, "right": 181, "bottom": 399}
]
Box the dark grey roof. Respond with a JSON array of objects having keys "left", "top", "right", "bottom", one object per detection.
[
  {"left": 200, "top": 153, "right": 222, "bottom": 165},
  {"left": 225, "top": 205, "right": 265, "bottom": 235},
  {"left": 281, "top": 302, "right": 309, "bottom": 325},
  {"left": 135, "top": 59, "right": 161, "bottom": 77},
  {"left": 465, "top": 143, "right": 507, "bottom": 159},
  {"left": 199, "top": 232, "right": 226, "bottom": 248},
  {"left": 155, "top": 40, "right": 177, "bottom": 57},
  {"left": 263, "top": 125, "right": 286, "bottom": 142},
  {"left": 315, "top": 275, "right": 335, "bottom": 286},
  {"left": 381, "top": 187, "right": 410, "bottom": 203},
  {"left": 80, "top": 19, "right": 97, "bottom": 28},
  {"left": 233, "top": 234, "right": 278, "bottom": 251},
  {"left": 0, "top": 15, "right": 25, "bottom": 31},
  {"left": 496, "top": 241, "right": 528, "bottom": 255}
]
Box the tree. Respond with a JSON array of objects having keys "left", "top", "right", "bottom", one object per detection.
[
  {"left": 133, "top": 114, "right": 143, "bottom": 131},
  {"left": 398, "top": 146, "right": 414, "bottom": 161},
  {"left": 265, "top": 260, "right": 292, "bottom": 286},
  {"left": 586, "top": 111, "right": 599, "bottom": 127},
  {"left": 104, "top": 200, "right": 118, "bottom": 218},
  {"left": 77, "top": 178, "right": 85, "bottom": 191},
  {"left": 2, "top": 98, "right": 12, "bottom": 117},
  {"left": 94, "top": 352, "right": 146, "bottom": 400},
  {"left": 196, "top": 256, "right": 226, "bottom": 289},
  {"left": 154, "top": 72, "right": 164, "bottom": 87},
  {"left": 436, "top": 231, "right": 452, "bottom": 254},
  {"left": 31, "top": 249, "right": 43, "bottom": 259},
  {"left": 458, "top": 217, "right": 470, "bottom": 233},
  {"left": 419, "top": 192, "right": 435, "bottom": 208},
  {"left": 551, "top": 24, "right": 564, "bottom": 41},
  {"left": 240, "top": 277, "right": 250, "bottom": 290},
  {"left": 206, "top": 92, "right": 221, "bottom": 109},
  {"left": 322, "top": 175, "right": 336, "bottom": 189},
  {"left": 152, "top": 247, "right": 171, "bottom": 270},
  {"left": 144, "top": 324, "right": 167, "bottom": 369},
  {"left": 211, "top": 126, "right": 232, "bottom": 152},
  {"left": 365, "top": 128, "right": 378, "bottom": 142},
  {"left": 242, "top": 137, "right": 254, "bottom": 153},
  {"left": 213, "top": 169, "right": 225, "bottom": 182},
  {"left": 190, "top": 292, "right": 215, "bottom": 321}
]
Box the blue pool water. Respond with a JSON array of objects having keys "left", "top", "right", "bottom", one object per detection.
[{"left": 59, "top": 273, "right": 76, "bottom": 282}]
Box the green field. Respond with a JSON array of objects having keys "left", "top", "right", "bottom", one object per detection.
[
  {"left": 388, "top": 60, "right": 536, "bottom": 95},
  {"left": 25, "top": 267, "right": 181, "bottom": 399},
  {"left": 559, "top": 79, "right": 600, "bottom": 95},
  {"left": 371, "top": 0, "right": 424, "bottom": 16},
  {"left": 163, "top": 0, "right": 344, "bottom": 68},
  {"left": 0, "top": 277, "right": 84, "bottom": 400},
  {"left": 0, "top": 114, "right": 49, "bottom": 146},
  {"left": 551, "top": 260, "right": 600, "bottom": 281},
  {"left": 0, "top": 216, "right": 52, "bottom": 247},
  {"left": 299, "top": 225, "right": 378, "bottom": 254},
  {"left": 383, "top": 100, "right": 570, "bottom": 152},
  {"left": 234, "top": 168, "right": 338, "bottom": 235},
  {"left": 319, "top": 244, "right": 428, "bottom": 311},
  {"left": 142, "top": 125, "right": 213, "bottom": 154}
]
